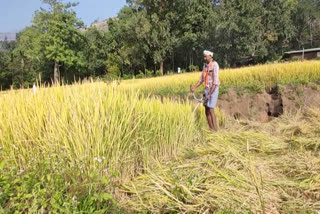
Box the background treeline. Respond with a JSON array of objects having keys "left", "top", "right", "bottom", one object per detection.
[{"left": 0, "top": 0, "right": 320, "bottom": 90}]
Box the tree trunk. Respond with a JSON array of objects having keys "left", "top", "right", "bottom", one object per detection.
[
  {"left": 172, "top": 54, "right": 175, "bottom": 72},
  {"left": 54, "top": 61, "right": 60, "bottom": 85},
  {"left": 160, "top": 60, "right": 164, "bottom": 76},
  {"left": 310, "top": 22, "right": 313, "bottom": 47},
  {"left": 20, "top": 57, "right": 25, "bottom": 88}
]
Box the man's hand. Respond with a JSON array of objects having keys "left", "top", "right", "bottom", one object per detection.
[
  {"left": 190, "top": 86, "right": 196, "bottom": 93},
  {"left": 204, "top": 94, "right": 211, "bottom": 102}
]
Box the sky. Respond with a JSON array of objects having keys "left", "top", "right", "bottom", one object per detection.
[{"left": 0, "top": 0, "right": 127, "bottom": 32}]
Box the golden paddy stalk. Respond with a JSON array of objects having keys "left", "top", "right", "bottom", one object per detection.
[
  {"left": 121, "top": 60, "right": 320, "bottom": 96},
  {"left": 121, "top": 108, "right": 320, "bottom": 213},
  {"left": 0, "top": 82, "right": 198, "bottom": 180},
  {"left": 1, "top": 60, "right": 320, "bottom": 213}
]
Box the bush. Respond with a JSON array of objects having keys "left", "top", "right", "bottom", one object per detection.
[
  {"left": 135, "top": 70, "right": 145, "bottom": 79},
  {"left": 290, "top": 56, "right": 301, "bottom": 62},
  {"left": 145, "top": 69, "right": 154, "bottom": 78},
  {"left": 106, "top": 65, "right": 121, "bottom": 80},
  {"left": 0, "top": 157, "right": 119, "bottom": 213},
  {"left": 166, "top": 70, "right": 175, "bottom": 75},
  {"left": 188, "top": 65, "right": 199, "bottom": 72},
  {"left": 155, "top": 70, "right": 162, "bottom": 76},
  {"left": 122, "top": 73, "right": 134, "bottom": 79}
]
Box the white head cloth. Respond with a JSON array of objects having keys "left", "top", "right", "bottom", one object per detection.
[{"left": 203, "top": 50, "right": 213, "bottom": 56}]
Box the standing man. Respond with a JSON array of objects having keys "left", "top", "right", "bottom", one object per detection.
[{"left": 191, "top": 50, "right": 220, "bottom": 132}]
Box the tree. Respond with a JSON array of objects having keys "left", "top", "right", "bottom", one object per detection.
[
  {"left": 84, "top": 27, "right": 109, "bottom": 77},
  {"left": 0, "top": 51, "right": 12, "bottom": 90},
  {"left": 9, "top": 27, "right": 41, "bottom": 88},
  {"left": 174, "top": 0, "right": 216, "bottom": 69},
  {"left": 262, "top": 0, "right": 296, "bottom": 60},
  {"left": 107, "top": 7, "right": 151, "bottom": 77},
  {"left": 33, "top": 0, "right": 86, "bottom": 84},
  {"left": 148, "top": 12, "right": 174, "bottom": 75},
  {"left": 126, "top": 0, "right": 176, "bottom": 75},
  {"left": 291, "top": 0, "right": 320, "bottom": 48},
  {"left": 211, "top": 0, "right": 265, "bottom": 67},
  {"left": 0, "top": 38, "right": 15, "bottom": 89}
]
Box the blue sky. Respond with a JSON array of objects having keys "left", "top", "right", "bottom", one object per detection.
[{"left": 0, "top": 0, "right": 127, "bottom": 32}]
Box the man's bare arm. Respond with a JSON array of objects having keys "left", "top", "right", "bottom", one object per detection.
[{"left": 191, "top": 82, "right": 201, "bottom": 92}]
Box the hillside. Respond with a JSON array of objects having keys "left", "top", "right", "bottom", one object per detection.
[
  {"left": 0, "top": 32, "right": 16, "bottom": 42},
  {"left": 89, "top": 18, "right": 117, "bottom": 32}
]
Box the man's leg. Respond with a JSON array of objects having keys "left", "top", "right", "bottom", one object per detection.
[
  {"left": 209, "top": 108, "right": 218, "bottom": 132},
  {"left": 205, "top": 107, "right": 214, "bottom": 130}
]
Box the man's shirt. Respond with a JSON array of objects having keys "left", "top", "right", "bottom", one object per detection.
[{"left": 198, "top": 61, "right": 220, "bottom": 88}]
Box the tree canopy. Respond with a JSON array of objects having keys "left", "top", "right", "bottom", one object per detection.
[{"left": 1, "top": 0, "right": 320, "bottom": 89}]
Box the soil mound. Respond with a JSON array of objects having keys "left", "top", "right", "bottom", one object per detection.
[{"left": 217, "top": 83, "right": 320, "bottom": 122}]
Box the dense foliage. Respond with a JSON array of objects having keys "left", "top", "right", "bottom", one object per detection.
[{"left": 0, "top": 0, "right": 320, "bottom": 89}]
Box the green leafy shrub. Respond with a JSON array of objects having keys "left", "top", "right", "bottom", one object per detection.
[
  {"left": 0, "top": 157, "right": 120, "bottom": 213},
  {"left": 145, "top": 69, "right": 154, "bottom": 77},
  {"left": 290, "top": 56, "right": 301, "bottom": 61},
  {"left": 188, "top": 65, "right": 199, "bottom": 72},
  {"left": 155, "top": 70, "right": 162, "bottom": 76},
  {"left": 135, "top": 70, "right": 145, "bottom": 79}
]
